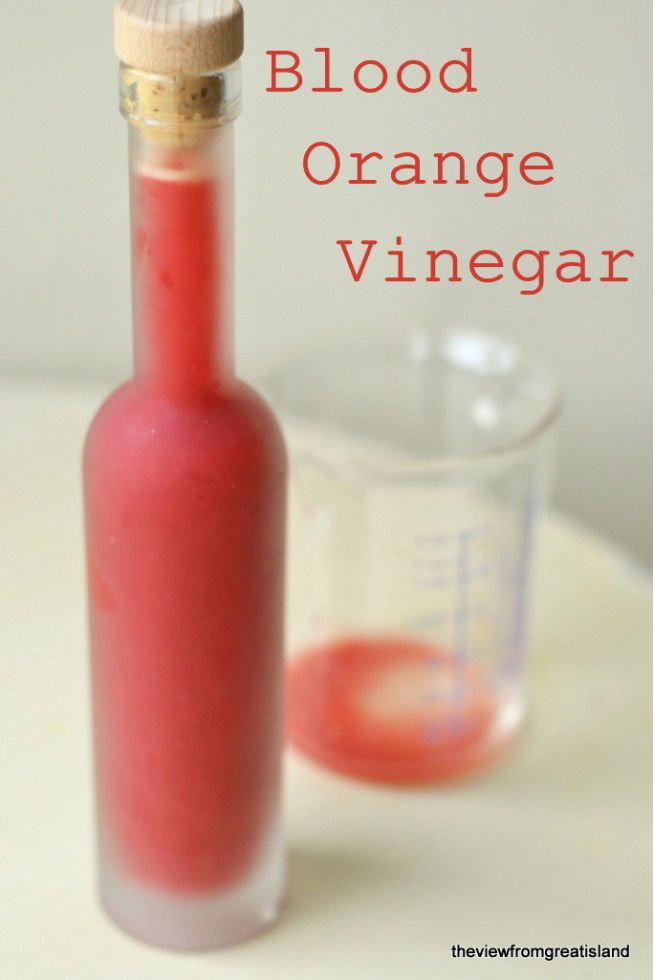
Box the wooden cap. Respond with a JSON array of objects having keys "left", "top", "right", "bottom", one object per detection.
[{"left": 114, "top": 0, "right": 244, "bottom": 74}]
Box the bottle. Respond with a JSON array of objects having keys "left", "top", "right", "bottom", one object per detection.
[{"left": 83, "top": 1, "right": 286, "bottom": 950}]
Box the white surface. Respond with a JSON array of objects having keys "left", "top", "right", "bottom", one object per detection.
[
  {"left": 1, "top": 0, "right": 652, "bottom": 563},
  {"left": 1, "top": 379, "right": 652, "bottom": 978}
]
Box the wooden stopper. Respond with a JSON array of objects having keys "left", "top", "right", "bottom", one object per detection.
[{"left": 114, "top": 0, "right": 244, "bottom": 74}]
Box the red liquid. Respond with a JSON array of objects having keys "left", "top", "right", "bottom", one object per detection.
[
  {"left": 133, "top": 169, "right": 232, "bottom": 396},
  {"left": 84, "top": 162, "right": 286, "bottom": 893},
  {"left": 288, "top": 636, "right": 503, "bottom": 784}
]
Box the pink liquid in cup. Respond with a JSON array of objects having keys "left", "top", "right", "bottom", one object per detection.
[{"left": 288, "top": 635, "right": 508, "bottom": 784}]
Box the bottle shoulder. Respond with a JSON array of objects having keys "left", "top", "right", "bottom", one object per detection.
[{"left": 84, "top": 380, "right": 287, "bottom": 478}]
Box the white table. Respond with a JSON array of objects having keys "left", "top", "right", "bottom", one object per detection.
[{"left": 2, "top": 379, "right": 652, "bottom": 978}]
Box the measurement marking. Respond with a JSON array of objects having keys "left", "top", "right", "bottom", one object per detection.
[
  {"left": 413, "top": 564, "right": 491, "bottom": 590},
  {"left": 509, "top": 485, "right": 537, "bottom": 674},
  {"left": 415, "top": 533, "right": 455, "bottom": 547},
  {"left": 451, "top": 528, "right": 472, "bottom": 736},
  {"left": 413, "top": 576, "right": 456, "bottom": 591},
  {"left": 416, "top": 522, "right": 494, "bottom": 548},
  {"left": 411, "top": 522, "right": 497, "bottom": 744}
]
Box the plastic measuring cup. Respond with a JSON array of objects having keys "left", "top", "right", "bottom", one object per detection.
[{"left": 262, "top": 328, "right": 560, "bottom": 784}]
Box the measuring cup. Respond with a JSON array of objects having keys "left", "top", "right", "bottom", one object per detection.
[{"left": 262, "top": 328, "right": 560, "bottom": 784}]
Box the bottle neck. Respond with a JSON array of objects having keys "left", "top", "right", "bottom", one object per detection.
[{"left": 129, "top": 123, "right": 235, "bottom": 399}]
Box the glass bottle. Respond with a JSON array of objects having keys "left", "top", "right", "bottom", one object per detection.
[{"left": 83, "top": 54, "right": 286, "bottom": 950}]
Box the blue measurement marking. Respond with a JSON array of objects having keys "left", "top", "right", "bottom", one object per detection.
[
  {"left": 415, "top": 533, "right": 456, "bottom": 547},
  {"left": 508, "top": 478, "right": 538, "bottom": 676},
  {"left": 416, "top": 522, "right": 493, "bottom": 548},
  {"left": 414, "top": 576, "right": 457, "bottom": 591},
  {"left": 407, "top": 522, "right": 496, "bottom": 744},
  {"left": 413, "top": 565, "right": 491, "bottom": 590},
  {"left": 450, "top": 529, "right": 472, "bottom": 737}
]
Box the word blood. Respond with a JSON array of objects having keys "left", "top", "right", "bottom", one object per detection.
[{"left": 267, "top": 46, "right": 477, "bottom": 95}]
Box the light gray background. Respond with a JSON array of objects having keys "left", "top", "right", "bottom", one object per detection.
[{"left": 1, "top": 0, "right": 651, "bottom": 562}]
